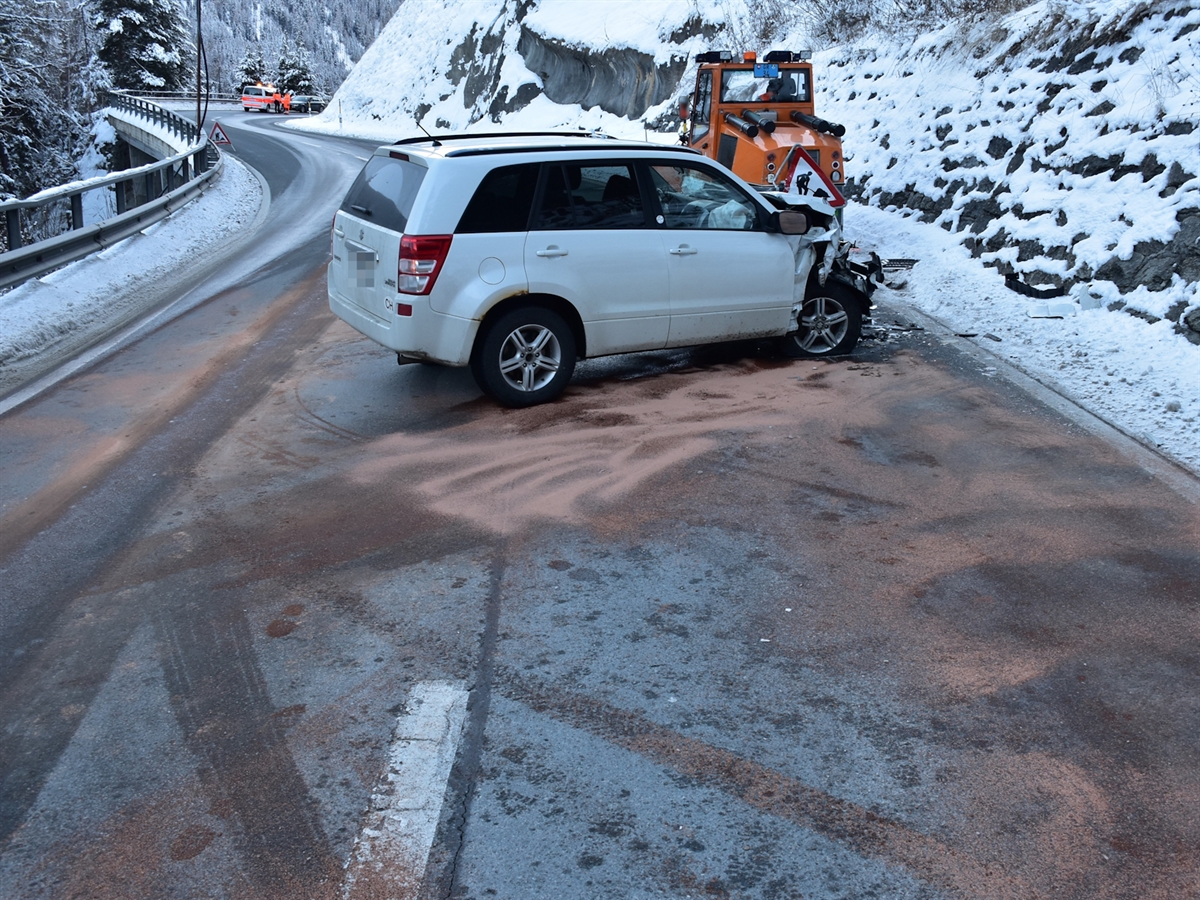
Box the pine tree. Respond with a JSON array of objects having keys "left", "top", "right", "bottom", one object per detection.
[
  {"left": 234, "top": 44, "right": 267, "bottom": 90},
  {"left": 276, "top": 38, "right": 316, "bottom": 94},
  {"left": 91, "top": 0, "right": 191, "bottom": 91},
  {"left": 0, "top": 0, "right": 82, "bottom": 199}
]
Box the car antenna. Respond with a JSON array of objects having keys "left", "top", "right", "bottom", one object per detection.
[{"left": 416, "top": 120, "right": 441, "bottom": 146}]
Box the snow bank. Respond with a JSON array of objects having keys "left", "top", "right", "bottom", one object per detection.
[
  {"left": 851, "top": 203, "right": 1199, "bottom": 473},
  {"left": 0, "top": 156, "right": 262, "bottom": 395}
]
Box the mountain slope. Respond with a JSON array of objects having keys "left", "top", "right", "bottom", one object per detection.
[
  {"left": 197, "top": 0, "right": 402, "bottom": 93},
  {"left": 291, "top": 0, "right": 724, "bottom": 137}
]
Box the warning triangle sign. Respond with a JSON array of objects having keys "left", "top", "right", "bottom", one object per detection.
[
  {"left": 209, "top": 122, "right": 232, "bottom": 146},
  {"left": 781, "top": 145, "right": 845, "bottom": 208}
]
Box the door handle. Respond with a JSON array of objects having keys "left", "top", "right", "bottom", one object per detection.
[
  {"left": 536, "top": 246, "right": 569, "bottom": 258},
  {"left": 669, "top": 245, "right": 698, "bottom": 256},
  {"left": 334, "top": 228, "right": 344, "bottom": 237}
]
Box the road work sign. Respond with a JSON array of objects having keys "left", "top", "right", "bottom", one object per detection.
[{"left": 209, "top": 122, "right": 232, "bottom": 146}]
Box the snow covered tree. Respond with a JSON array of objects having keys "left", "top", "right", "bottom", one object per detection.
[
  {"left": 0, "top": 0, "right": 85, "bottom": 199},
  {"left": 91, "top": 0, "right": 191, "bottom": 92},
  {"left": 183, "top": 0, "right": 400, "bottom": 101},
  {"left": 276, "top": 38, "right": 316, "bottom": 94},
  {"left": 234, "top": 44, "right": 268, "bottom": 89}
]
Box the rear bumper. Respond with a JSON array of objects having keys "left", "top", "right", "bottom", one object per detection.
[{"left": 327, "top": 272, "right": 478, "bottom": 366}]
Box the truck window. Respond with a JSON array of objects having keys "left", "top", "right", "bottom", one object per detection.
[
  {"left": 719, "top": 67, "right": 811, "bottom": 103},
  {"left": 691, "top": 70, "right": 712, "bottom": 140},
  {"left": 340, "top": 156, "right": 427, "bottom": 234}
]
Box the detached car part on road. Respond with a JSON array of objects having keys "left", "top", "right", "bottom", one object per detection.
[{"left": 328, "top": 133, "right": 872, "bottom": 407}]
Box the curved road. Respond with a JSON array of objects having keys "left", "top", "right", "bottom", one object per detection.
[{"left": 0, "top": 113, "right": 1198, "bottom": 899}]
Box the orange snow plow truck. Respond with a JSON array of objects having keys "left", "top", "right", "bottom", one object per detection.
[{"left": 681, "top": 50, "right": 847, "bottom": 211}]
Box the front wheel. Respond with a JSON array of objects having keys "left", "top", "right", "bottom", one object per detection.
[
  {"left": 778, "top": 277, "right": 863, "bottom": 358},
  {"left": 471, "top": 307, "right": 577, "bottom": 407}
]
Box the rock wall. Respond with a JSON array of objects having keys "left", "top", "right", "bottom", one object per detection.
[
  {"left": 316, "top": 0, "right": 719, "bottom": 137},
  {"left": 818, "top": 0, "right": 1200, "bottom": 341},
  {"left": 516, "top": 28, "right": 688, "bottom": 120}
]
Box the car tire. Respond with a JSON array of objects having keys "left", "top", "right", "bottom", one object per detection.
[
  {"left": 471, "top": 307, "right": 576, "bottom": 407},
  {"left": 779, "top": 276, "right": 863, "bottom": 358}
]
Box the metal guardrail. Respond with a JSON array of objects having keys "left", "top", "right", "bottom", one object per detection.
[
  {"left": 0, "top": 92, "right": 222, "bottom": 291},
  {"left": 127, "top": 90, "right": 243, "bottom": 103},
  {"left": 107, "top": 92, "right": 205, "bottom": 145}
]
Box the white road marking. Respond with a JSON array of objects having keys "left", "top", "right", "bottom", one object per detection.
[{"left": 342, "top": 681, "right": 470, "bottom": 899}]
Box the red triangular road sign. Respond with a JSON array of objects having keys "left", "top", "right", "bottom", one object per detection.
[
  {"left": 781, "top": 145, "right": 845, "bottom": 208},
  {"left": 209, "top": 122, "right": 232, "bottom": 146}
]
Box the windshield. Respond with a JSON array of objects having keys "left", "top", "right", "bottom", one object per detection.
[{"left": 719, "top": 67, "right": 811, "bottom": 104}]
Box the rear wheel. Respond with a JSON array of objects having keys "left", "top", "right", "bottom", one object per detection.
[
  {"left": 779, "top": 277, "right": 863, "bottom": 358},
  {"left": 471, "top": 307, "right": 576, "bottom": 407}
]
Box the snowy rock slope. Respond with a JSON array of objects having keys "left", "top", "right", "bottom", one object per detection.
[
  {"left": 288, "top": 0, "right": 726, "bottom": 140},
  {"left": 820, "top": 0, "right": 1200, "bottom": 337}
]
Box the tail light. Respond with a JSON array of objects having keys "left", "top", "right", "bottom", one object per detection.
[{"left": 398, "top": 234, "right": 453, "bottom": 295}]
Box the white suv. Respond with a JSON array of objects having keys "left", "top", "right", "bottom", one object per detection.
[{"left": 328, "top": 133, "right": 869, "bottom": 407}]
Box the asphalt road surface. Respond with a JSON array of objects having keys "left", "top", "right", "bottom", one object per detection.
[{"left": 1, "top": 112, "right": 1198, "bottom": 900}]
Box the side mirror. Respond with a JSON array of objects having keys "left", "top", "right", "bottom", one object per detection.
[
  {"left": 774, "top": 211, "right": 808, "bottom": 234},
  {"left": 679, "top": 103, "right": 690, "bottom": 120}
]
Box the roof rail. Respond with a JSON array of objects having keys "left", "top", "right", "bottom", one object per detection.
[
  {"left": 444, "top": 144, "right": 701, "bottom": 159},
  {"left": 392, "top": 130, "right": 616, "bottom": 147}
]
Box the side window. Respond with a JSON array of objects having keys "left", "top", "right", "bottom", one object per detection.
[
  {"left": 456, "top": 163, "right": 539, "bottom": 233},
  {"left": 648, "top": 163, "right": 760, "bottom": 231},
  {"left": 534, "top": 165, "right": 574, "bottom": 229},
  {"left": 691, "top": 71, "right": 712, "bottom": 141},
  {"left": 792, "top": 68, "right": 812, "bottom": 103},
  {"left": 531, "top": 163, "right": 646, "bottom": 230}
]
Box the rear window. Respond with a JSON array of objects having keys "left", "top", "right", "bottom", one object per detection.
[
  {"left": 456, "top": 163, "right": 539, "bottom": 233},
  {"left": 340, "top": 156, "right": 427, "bottom": 234}
]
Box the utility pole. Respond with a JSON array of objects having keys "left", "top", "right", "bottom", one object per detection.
[{"left": 195, "top": 0, "right": 203, "bottom": 133}]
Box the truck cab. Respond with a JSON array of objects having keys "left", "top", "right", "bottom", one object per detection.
[{"left": 683, "top": 50, "right": 847, "bottom": 206}]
